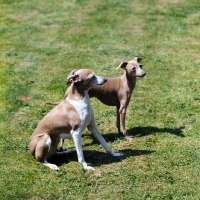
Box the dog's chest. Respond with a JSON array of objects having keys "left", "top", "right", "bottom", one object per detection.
[{"left": 67, "top": 93, "right": 92, "bottom": 127}]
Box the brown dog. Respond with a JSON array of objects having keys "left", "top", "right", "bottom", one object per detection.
[{"left": 88, "top": 57, "right": 146, "bottom": 140}]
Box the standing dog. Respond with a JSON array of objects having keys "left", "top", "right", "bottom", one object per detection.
[
  {"left": 30, "top": 69, "right": 123, "bottom": 170},
  {"left": 88, "top": 57, "right": 146, "bottom": 140}
]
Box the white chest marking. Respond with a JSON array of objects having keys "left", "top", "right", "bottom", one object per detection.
[{"left": 66, "top": 91, "right": 92, "bottom": 129}]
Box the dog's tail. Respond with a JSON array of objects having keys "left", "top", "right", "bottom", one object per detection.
[{"left": 44, "top": 102, "right": 60, "bottom": 106}]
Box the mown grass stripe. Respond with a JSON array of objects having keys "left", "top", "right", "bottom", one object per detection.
[{"left": 0, "top": 0, "right": 200, "bottom": 199}]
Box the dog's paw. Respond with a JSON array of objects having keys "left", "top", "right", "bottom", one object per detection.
[
  {"left": 125, "top": 136, "right": 134, "bottom": 142},
  {"left": 84, "top": 166, "right": 95, "bottom": 171},
  {"left": 50, "top": 164, "right": 60, "bottom": 171},
  {"left": 82, "top": 162, "right": 95, "bottom": 170},
  {"left": 111, "top": 152, "right": 124, "bottom": 157},
  {"left": 44, "top": 162, "right": 60, "bottom": 170}
]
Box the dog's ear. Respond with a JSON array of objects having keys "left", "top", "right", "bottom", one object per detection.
[
  {"left": 66, "top": 69, "right": 79, "bottom": 84},
  {"left": 67, "top": 69, "right": 78, "bottom": 79},
  {"left": 66, "top": 74, "right": 80, "bottom": 84},
  {"left": 117, "top": 62, "right": 128, "bottom": 69},
  {"left": 134, "top": 57, "right": 142, "bottom": 63}
]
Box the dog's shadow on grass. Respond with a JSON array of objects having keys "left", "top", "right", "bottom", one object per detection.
[
  {"left": 127, "top": 126, "right": 185, "bottom": 138},
  {"left": 50, "top": 148, "right": 154, "bottom": 168},
  {"left": 50, "top": 126, "right": 184, "bottom": 167},
  {"left": 82, "top": 126, "right": 185, "bottom": 144},
  {"left": 101, "top": 126, "right": 185, "bottom": 143}
]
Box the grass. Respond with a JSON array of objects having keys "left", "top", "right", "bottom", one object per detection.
[{"left": 0, "top": 0, "right": 200, "bottom": 199}]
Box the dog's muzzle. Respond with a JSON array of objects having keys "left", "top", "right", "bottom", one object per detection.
[
  {"left": 95, "top": 75, "right": 107, "bottom": 85},
  {"left": 103, "top": 78, "right": 107, "bottom": 83},
  {"left": 141, "top": 72, "right": 146, "bottom": 77}
]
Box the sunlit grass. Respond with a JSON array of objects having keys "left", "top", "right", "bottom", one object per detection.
[{"left": 0, "top": 0, "right": 200, "bottom": 199}]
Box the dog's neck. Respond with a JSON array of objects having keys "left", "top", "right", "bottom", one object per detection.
[
  {"left": 121, "top": 71, "right": 136, "bottom": 92},
  {"left": 67, "top": 83, "right": 88, "bottom": 101}
]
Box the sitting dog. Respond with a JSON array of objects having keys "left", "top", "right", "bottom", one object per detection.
[{"left": 30, "top": 69, "right": 123, "bottom": 170}]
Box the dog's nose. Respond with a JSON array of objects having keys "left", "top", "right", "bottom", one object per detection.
[
  {"left": 142, "top": 72, "right": 146, "bottom": 77},
  {"left": 104, "top": 78, "right": 107, "bottom": 83}
]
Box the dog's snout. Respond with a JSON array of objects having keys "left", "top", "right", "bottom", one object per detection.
[
  {"left": 94, "top": 75, "right": 107, "bottom": 85},
  {"left": 136, "top": 70, "right": 146, "bottom": 78}
]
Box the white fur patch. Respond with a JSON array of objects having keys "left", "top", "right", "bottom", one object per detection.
[
  {"left": 94, "top": 75, "right": 106, "bottom": 85},
  {"left": 60, "top": 133, "right": 72, "bottom": 139},
  {"left": 46, "top": 137, "right": 51, "bottom": 146},
  {"left": 66, "top": 91, "right": 92, "bottom": 130}
]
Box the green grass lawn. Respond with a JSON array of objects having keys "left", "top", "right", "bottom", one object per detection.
[{"left": 0, "top": 0, "right": 200, "bottom": 199}]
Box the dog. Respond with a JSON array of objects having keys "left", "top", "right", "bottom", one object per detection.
[
  {"left": 88, "top": 57, "right": 146, "bottom": 140},
  {"left": 30, "top": 69, "right": 123, "bottom": 170}
]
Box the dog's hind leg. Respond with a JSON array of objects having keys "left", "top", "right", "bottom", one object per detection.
[
  {"left": 116, "top": 106, "right": 121, "bottom": 135},
  {"left": 35, "top": 135, "right": 60, "bottom": 170},
  {"left": 59, "top": 138, "right": 65, "bottom": 150}
]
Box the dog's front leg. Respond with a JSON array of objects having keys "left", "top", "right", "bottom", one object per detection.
[
  {"left": 71, "top": 129, "right": 95, "bottom": 170},
  {"left": 120, "top": 111, "right": 133, "bottom": 141},
  {"left": 87, "top": 120, "right": 123, "bottom": 157},
  {"left": 119, "top": 106, "right": 133, "bottom": 141},
  {"left": 119, "top": 105, "right": 127, "bottom": 136}
]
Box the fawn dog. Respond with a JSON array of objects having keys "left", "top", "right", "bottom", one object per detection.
[
  {"left": 30, "top": 69, "right": 123, "bottom": 170},
  {"left": 88, "top": 57, "right": 146, "bottom": 140}
]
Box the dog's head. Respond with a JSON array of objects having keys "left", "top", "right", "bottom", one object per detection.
[
  {"left": 66, "top": 69, "right": 107, "bottom": 90},
  {"left": 117, "top": 57, "right": 146, "bottom": 78}
]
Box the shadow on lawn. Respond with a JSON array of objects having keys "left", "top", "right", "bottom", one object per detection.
[
  {"left": 84, "top": 126, "right": 185, "bottom": 144},
  {"left": 49, "top": 126, "right": 184, "bottom": 167},
  {"left": 50, "top": 148, "right": 154, "bottom": 167},
  {"left": 127, "top": 126, "right": 185, "bottom": 138}
]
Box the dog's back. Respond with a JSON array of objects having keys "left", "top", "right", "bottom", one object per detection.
[{"left": 89, "top": 77, "right": 122, "bottom": 106}]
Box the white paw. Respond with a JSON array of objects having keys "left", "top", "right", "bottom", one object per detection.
[
  {"left": 50, "top": 164, "right": 60, "bottom": 171},
  {"left": 111, "top": 152, "right": 123, "bottom": 157},
  {"left": 84, "top": 166, "right": 95, "bottom": 171},
  {"left": 82, "top": 162, "right": 95, "bottom": 170},
  {"left": 125, "top": 135, "right": 134, "bottom": 142},
  {"left": 44, "top": 161, "right": 60, "bottom": 170}
]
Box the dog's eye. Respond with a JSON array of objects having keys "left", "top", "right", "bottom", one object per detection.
[
  {"left": 132, "top": 67, "right": 136, "bottom": 71},
  {"left": 91, "top": 75, "right": 95, "bottom": 80},
  {"left": 140, "top": 65, "right": 142, "bottom": 69}
]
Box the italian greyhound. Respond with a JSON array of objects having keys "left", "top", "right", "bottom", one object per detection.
[
  {"left": 30, "top": 69, "right": 123, "bottom": 171},
  {"left": 88, "top": 57, "right": 146, "bottom": 140}
]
